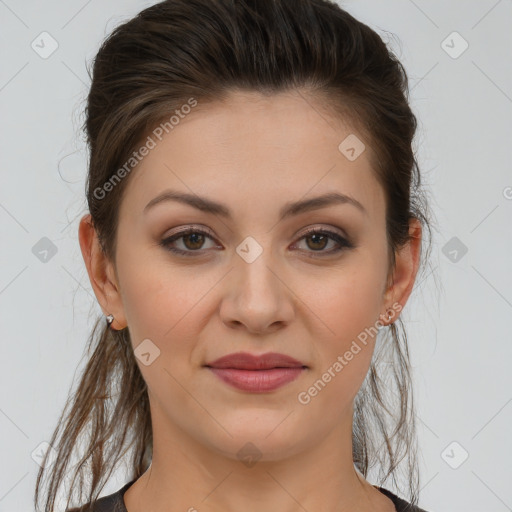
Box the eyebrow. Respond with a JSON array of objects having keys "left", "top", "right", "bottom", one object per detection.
[{"left": 143, "top": 189, "right": 367, "bottom": 220}]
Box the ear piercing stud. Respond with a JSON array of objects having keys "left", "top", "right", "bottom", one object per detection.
[{"left": 106, "top": 314, "right": 115, "bottom": 329}]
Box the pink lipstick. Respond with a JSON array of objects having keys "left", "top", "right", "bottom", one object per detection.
[{"left": 205, "top": 352, "right": 307, "bottom": 392}]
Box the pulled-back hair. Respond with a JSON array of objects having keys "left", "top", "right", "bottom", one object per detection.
[{"left": 35, "top": 0, "right": 435, "bottom": 510}]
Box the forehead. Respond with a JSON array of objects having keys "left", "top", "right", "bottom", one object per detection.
[{"left": 119, "top": 90, "right": 385, "bottom": 224}]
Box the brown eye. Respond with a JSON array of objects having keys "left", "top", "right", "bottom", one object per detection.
[
  {"left": 160, "top": 226, "right": 354, "bottom": 258},
  {"left": 160, "top": 228, "right": 219, "bottom": 256},
  {"left": 294, "top": 227, "right": 354, "bottom": 256},
  {"left": 304, "top": 232, "right": 330, "bottom": 251},
  {"left": 181, "top": 232, "right": 206, "bottom": 250}
]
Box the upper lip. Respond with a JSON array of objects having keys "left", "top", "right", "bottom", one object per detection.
[{"left": 205, "top": 352, "right": 307, "bottom": 370}]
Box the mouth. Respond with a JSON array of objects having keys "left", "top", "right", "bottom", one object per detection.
[
  {"left": 205, "top": 351, "right": 307, "bottom": 370},
  {"left": 204, "top": 352, "right": 308, "bottom": 392}
]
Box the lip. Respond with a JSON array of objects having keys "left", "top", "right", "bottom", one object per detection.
[
  {"left": 205, "top": 351, "right": 306, "bottom": 370},
  {"left": 204, "top": 352, "right": 307, "bottom": 393}
]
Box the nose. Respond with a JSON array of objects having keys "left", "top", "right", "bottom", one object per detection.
[{"left": 219, "top": 250, "right": 295, "bottom": 335}]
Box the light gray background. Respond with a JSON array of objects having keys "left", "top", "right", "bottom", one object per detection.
[{"left": 1, "top": 1, "right": 511, "bottom": 511}]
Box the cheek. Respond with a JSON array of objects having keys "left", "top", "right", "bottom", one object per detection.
[
  {"left": 294, "top": 277, "right": 382, "bottom": 421},
  {"left": 300, "top": 264, "right": 385, "bottom": 346},
  {"left": 116, "top": 255, "right": 212, "bottom": 408},
  {"left": 117, "top": 245, "right": 204, "bottom": 339},
  {"left": 116, "top": 251, "right": 221, "bottom": 396},
  {"left": 293, "top": 256, "right": 386, "bottom": 403}
]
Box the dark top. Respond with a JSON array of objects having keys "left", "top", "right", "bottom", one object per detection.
[{"left": 67, "top": 479, "right": 428, "bottom": 512}]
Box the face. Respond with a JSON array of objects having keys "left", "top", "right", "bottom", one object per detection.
[{"left": 89, "top": 90, "right": 413, "bottom": 462}]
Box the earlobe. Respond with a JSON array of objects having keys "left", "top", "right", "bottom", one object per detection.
[{"left": 78, "top": 214, "right": 127, "bottom": 329}]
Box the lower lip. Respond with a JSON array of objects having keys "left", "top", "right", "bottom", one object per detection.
[{"left": 207, "top": 367, "right": 305, "bottom": 392}]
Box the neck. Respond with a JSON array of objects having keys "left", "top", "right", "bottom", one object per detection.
[{"left": 124, "top": 401, "right": 394, "bottom": 512}]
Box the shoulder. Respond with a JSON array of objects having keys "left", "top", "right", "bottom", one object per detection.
[
  {"left": 376, "top": 486, "right": 429, "bottom": 512},
  {"left": 65, "top": 491, "right": 122, "bottom": 512},
  {"left": 66, "top": 480, "right": 134, "bottom": 512}
]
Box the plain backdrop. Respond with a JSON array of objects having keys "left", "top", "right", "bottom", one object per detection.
[{"left": 1, "top": 1, "right": 511, "bottom": 511}]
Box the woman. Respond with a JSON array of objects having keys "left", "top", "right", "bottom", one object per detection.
[{"left": 34, "top": 0, "right": 434, "bottom": 510}]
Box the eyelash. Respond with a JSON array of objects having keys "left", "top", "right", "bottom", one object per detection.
[{"left": 160, "top": 226, "right": 354, "bottom": 258}]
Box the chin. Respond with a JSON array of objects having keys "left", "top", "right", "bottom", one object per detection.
[{"left": 199, "top": 411, "right": 313, "bottom": 463}]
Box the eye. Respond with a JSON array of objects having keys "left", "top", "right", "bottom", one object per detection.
[
  {"left": 292, "top": 227, "right": 354, "bottom": 257},
  {"left": 160, "top": 227, "right": 219, "bottom": 256},
  {"left": 160, "top": 225, "right": 354, "bottom": 257}
]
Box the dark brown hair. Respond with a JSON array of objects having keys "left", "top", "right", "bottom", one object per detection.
[{"left": 35, "top": 0, "right": 435, "bottom": 509}]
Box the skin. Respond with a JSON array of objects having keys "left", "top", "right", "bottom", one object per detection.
[{"left": 79, "top": 89, "right": 421, "bottom": 512}]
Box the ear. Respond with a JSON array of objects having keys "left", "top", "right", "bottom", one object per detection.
[
  {"left": 382, "top": 218, "right": 422, "bottom": 322},
  {"left": 78, "top": 214, "right": 127, "bottom": 330}
]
